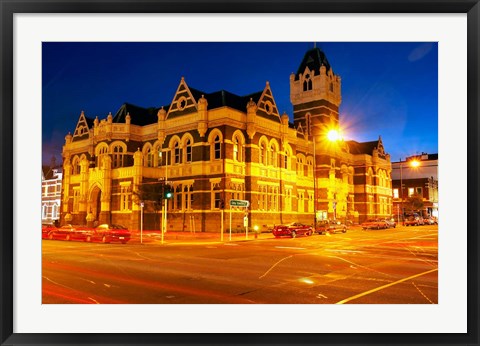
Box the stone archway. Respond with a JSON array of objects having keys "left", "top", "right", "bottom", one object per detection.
[{"left": 90, "top": 186, "right": 102, "bottom": 224}]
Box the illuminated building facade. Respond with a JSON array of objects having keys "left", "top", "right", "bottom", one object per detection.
[
  {"left": 60, "top": 48, "right": 393, "bottom": 231},
  {"left": 42, "top": 164, "right": 62, "bottom": 225}
]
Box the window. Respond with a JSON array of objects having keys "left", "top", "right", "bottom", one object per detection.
[
  {"left": 303, "top": 73, "right": 312, "bottom": 91},
  {"left": 120, "top": 185, "right": 130, "bottom": 211},
  {"left": 96, "top": 146, "right": 108, "bottom": 167},
  {"left": 214, "top": 135, "right": 221, "bottom": 160},
  {"left": 408, "top": 188, "right": 415, "bottom": 197},
  {"left": 269, "top": 144, "right": 277, "bottom": 167},
  {"left": 174, "top": 141, "right": 181, "bottom": 164},
  {"left": 176, "top": 185, "right": 183, "bottom": 210},
  {"left": 112, "top": 145, "right": 124, "bottom": 168},
  {"left": 259, "top": 142, "right": 267, "bottom": 165},
  {"left": 233, "top": 136, "right": 240, "bottom": 162},
  {"left": 185, "top": 139, "right": 192, "bottom": 163},
  {"left": 305, "top": 114, "right": 312, "bottom": 136},
  {"left": 258, "top": 185, "right": 267, "bottom": 210},
  {"left": 298, "top": 192, "right": 305, "bottom": 213},
  {"left": 212, "top": 182, "right": 221, "bottom": 209},
  {"left": 329, "top": 82, "right": 334, "bottom": 92},
  {"left": 73, "top": 188, "right": 80, "bottom": 213},
  {"left": 416, "top": 187, "right": 423, "bottom": 195},
  {"left": 52, "top": 204, "right": 59, "bottom": 219},
  {"left": 393, "top": 188, "right": 399, "bottom": 199}
]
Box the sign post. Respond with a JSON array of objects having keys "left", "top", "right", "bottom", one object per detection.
[{"left": 229, "top": 199, "right": 250, "bottom": 241}]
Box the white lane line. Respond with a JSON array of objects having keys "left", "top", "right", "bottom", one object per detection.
[
  {"left": 327, "top": 255, "right": 393, "bottom": 277},
  {"left": 275, "top": 246, "right": 306, "bottom": 250},
  {"left": 88, "top": 297, "right": 100, "bottom": 304},
  {"left": 259, "top": 255, "right": 294, "bottom": 279},
  {"left": 336, "top": 268, "right": 438, "bottom": 304},
  {"left": 412, "top": 281, "right": 435, "bottom": 304},
  {"left": 224, "top": 243, "right": 239, "bottom": 246}
]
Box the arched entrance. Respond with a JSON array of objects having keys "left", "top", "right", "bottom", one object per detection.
[{"left": 90, "top": 186, "right": 102, "bottom": 223}]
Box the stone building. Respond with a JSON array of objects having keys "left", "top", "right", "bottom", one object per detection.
[
  {"left": 42, "top": 162, "right": 62, "bottom": 225},
  {"left": 391, "top": 153, "right": 438, "bottom": 220},
  {"left": 60, "top": 47, "right": 393, "bottom": 232}
]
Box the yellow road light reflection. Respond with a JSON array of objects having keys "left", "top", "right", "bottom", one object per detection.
[{"left": 299, "top": 278, "right": 315, "bottom": 285}]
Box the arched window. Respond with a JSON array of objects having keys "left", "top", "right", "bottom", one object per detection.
[
  {"left": 213, "top": 135, "right": 221, "bottom": 160},
  {"left": 174, "top": 141, "right": 181, "bottom": 164},
  {"left": 269, "top": 143, "right": 277, "bottom": 167},
  {"left": 232, "top": 133, "right": 244, "bottom": 162},
  {"left": 297, "top": 157, "right": 304, "bottom": 176},
  {"left": 303, "top": 73, "right": 312, "bottom": 91},
  {"left": 185, "top": 138, "right": 192, "bottom": 163},
  {"left": 112, "top": 145, "right": 124, "bottom": 168},
  {"left": 259, "top": 141, "right": 267, "bottom": 165},
  {"left": 72, "top": 156, "right": 81, "bottom": 174},
  {"left": 96, "top": 145, "right": 108, "bottom": 168}
]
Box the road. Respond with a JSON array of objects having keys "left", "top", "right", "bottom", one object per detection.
[{"left": 42, "top": 225, "right": 438, "bottom": 304}]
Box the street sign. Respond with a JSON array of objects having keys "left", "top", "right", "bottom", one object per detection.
[{"left": 229, "top": 199, "right": 250, "bottom": 207}]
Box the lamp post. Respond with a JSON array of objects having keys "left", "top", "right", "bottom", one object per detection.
[{"left": 327, "top": 129, "right": 341, "bottom": 221}]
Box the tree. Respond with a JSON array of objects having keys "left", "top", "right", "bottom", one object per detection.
[
  {"left": 405, "top": 193, "right": 424, "bottom": 213},
  {"left": 132, "top": 182, "right": 165, "bottom": 229}
]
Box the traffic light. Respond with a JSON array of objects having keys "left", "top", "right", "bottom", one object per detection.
[{"left": 164, "top": 184, "right": 173, "bottom": 199}]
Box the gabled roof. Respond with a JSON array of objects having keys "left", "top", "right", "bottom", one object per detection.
[
  {"left": 72, "top": 111, "right": 94, "bottom": 142},
  {"left": 190, "top": 88, "right": 263, "bottom": 113},
  {"left": 346, "top": 140, "right": 380, "bottom": 155},
  {"left": 113, "top": 103, "right": 160, "bottom": 126},
  {"left": 294, "top": 47, "right": 332, "bottom": 81}
]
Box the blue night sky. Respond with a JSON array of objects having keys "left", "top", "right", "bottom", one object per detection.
[{"left": 42, "top": 42, "right": 438, "bottom": 166}]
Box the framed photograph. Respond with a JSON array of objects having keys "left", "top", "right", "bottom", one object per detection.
[{"left": 1, "top": 1, "right": 479, "bottom": 345}]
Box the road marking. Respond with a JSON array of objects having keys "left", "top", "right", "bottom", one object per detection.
[
  {"left": 275, "top": 246, "right": 306, "bottom": 250},
  {"left": 88, "top": 297, "right": 100, "bottom": 304},
  {"left": 412, "top": 281, "right": 435, "bottom": 304},
  {"left": 325, "top": 249, "right": 364, "bottom": 254},
  {"left": 336, "top": 268, "right": 438, "bottom": 304},
  {"left": 224, "top": 243, "right": 239, "bottom": 246},
  {"left": 316, "top": 293, "right": 328, "bottom": 299},
  {"left": 259, "top": 255, "right": 294, "bottom": 279}
]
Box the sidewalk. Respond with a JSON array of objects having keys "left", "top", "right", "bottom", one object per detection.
[{"left": 129, "top": 230, "right": 273, "bottom": 245}]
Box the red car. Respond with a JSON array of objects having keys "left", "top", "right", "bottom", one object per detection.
[
  {"left": 404, "top": 216, "right": 424, "bottom": 226},
  {"left": 361, "top": 219, "right": 388, "bottom": 230},
  {"left": 42, "top": 223, "right": 57, "bottom": 239},
  {"left": 88, "top": 224, "right": 131, "bottom": 244},
  {"left": 272, "top": 222, "right": 313, "bottom": 238},
  {"left": 47, "top": 224, "right": 93, "bottom": 241}
]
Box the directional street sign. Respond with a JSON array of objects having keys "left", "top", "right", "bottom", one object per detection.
[{"left": 229, "top": 199, "right": 250, "bottom": 207}]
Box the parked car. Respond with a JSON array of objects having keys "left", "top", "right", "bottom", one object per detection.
[
  {"left": 383, "top": 218, "right": 397, "bottom": 228},
  {"left": 315, "top": 220, "right": 347, "bottom": 235},
  {"left": 361, "top": 219, "right": 388, "bottom": 230},
  {"left": 88, "top": 224, "right": 131, "bottom": 244},
  {"left": 47, "top": 224, "right": 92, "bottom": 241},
  {"left": 272, "top": 222, "right": 313, "bottom": 238},
  {"left": 404, "top": 216, "right": 425, "bottom": 226},
  {"left": 423, "top": 216, "right": 438, "bottom": 225},
  {"left": 42, "top": 223, "right": 57, "bottom": 239}
]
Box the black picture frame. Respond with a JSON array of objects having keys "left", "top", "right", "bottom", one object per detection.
[{"left": 1, "top": 1, "right": 478, "bottom": 345}]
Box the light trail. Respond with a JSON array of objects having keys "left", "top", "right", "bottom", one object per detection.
[{"left": 336, "top": 268, "right": 438, "bottom": 304}]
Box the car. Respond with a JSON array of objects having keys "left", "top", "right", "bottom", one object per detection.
[
  {"left": 89, "top": 224, "right": 131, "bottom": 244},
  {"left": 404, "top": 216, "right": 425, "bottom": 226},
  {"left": 315, "top": 220, "right": 347, "bottom": 234},
  {"left": 272, "top": 222, "right": 313, "bottom": 238},
  {"left": 361, "top": 219, "right": 388, "bottom": 230},
  {"left": 42, "top": 223, "right": 57, "bottom": 239},
  {"left": 47, "top": 224, "right": 93, "bottom": 241},
  {"left": 383, "top": 218, "right": 397, "bottom": 228},
  {"left": 423, "top": 216, "right": 438, "bottom": 225}
]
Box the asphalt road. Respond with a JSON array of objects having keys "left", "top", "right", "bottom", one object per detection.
[{"left": 42, "top": 225, "right": 438, "bottom": 304}]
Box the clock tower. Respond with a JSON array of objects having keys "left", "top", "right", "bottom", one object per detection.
[{"left": 290, "top": 47, "right": 342, "bottom": 137}]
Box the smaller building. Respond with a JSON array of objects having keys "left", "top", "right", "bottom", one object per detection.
[
  {"left": 391, "top": 153, "right": 438, "bottom": 220},
  {"left": 42, "top": 165, "right": 63, "bottom": 225}
]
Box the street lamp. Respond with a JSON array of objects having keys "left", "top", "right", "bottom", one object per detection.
[
  {"left": 398, "top": 158, "right": 420, "bottom": 224},
  {"left": 327, "top": 128, "right": 342, "bottom": 220}
]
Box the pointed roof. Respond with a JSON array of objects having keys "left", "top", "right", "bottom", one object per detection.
[
  {"left": 294, "top": 47, "right": 332, "bottom": 81},
  {"left": 72, "top": 111, "right": 94, "bottom": 142},
  {"left": 113, "top": 103, "right": 160, "bottom": 126},
  {"left": 346, "top": 140, "right": 380, "bottom": 155}
]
